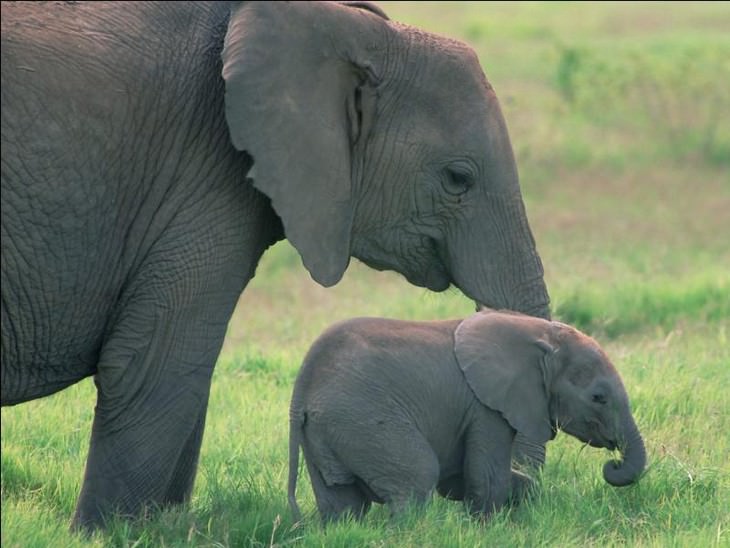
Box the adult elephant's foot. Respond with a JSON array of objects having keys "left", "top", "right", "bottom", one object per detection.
[
  {"left": 69, "top": 288, "right": 230, "bottom": 531},
  {"left": 70, "top": 384, "right": 211, "bottom": 532}
]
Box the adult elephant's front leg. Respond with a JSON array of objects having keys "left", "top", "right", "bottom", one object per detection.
[
  {"left": 69, "top": 206, "right": 259, "bottom": 531},
  {"left": 71, "top": 295, "right": 231, "bottom": 530},
  {"left": 163, "top": 399, "right": 209, "bottom": 504}
]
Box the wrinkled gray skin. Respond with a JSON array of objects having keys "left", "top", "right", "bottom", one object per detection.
[
  {"left": 289, "top": 310, "right": 646, "bottom": 522},
  {"left": 1, "top": 1, "right": 549, "bottom": 530}
]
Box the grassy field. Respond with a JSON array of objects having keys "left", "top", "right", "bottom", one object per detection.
[{"left": 2, "top": 2, "right": 729, "bottom": 546}]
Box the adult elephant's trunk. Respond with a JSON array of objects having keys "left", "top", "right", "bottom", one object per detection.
[
  {"left": 603, "top": 412, "right": 646, "bottom": 486},
  {"left": 442, "top": 88, "right": 551, "bottom": 321},
  {"left": 450, "top": 192, "right": 551, "bottom": 321}
]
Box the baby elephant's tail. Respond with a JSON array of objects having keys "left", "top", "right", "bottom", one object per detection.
[{"left": 288, "top": 408, "right": 304, "bottom": 522}]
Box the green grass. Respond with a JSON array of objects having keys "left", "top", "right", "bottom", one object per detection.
[
  {"left": 555, "top": 272, "right": 730, "bottom": 338},
  {"left": 3, "top": 2, "right": 730, "bottom": 546}
]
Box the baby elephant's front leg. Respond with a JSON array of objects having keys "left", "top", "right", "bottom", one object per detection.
[
  {"left": 463, "top": 406, "right": 514, "bottom": 517},
  {"left": 509, "top": 469, "right": 536, "bottom": 505}
]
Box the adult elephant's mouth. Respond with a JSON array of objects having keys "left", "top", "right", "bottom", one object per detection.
[
  {"left": 354, "top": 250, "right": 450, "bottom": 292},
  {"left": 419, "top": 237, "right": 452, "bottom": 291},
  {"left": 395, "top": 237, "right": 451, "bottom": 291},
  {"left": 422, "top": 264, "right": 451, "bottom": 292},
  {"left": 402, "top": 265, "right": 450, "bottom": 292},
  {"left": 352, "top": 236, "right": 451, "bottom": 291}
]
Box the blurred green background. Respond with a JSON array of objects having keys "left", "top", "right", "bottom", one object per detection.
[{"left": 2, "top": 2, "right": 728, "bottom": 546}]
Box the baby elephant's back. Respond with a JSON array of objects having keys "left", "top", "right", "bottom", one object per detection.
[{"left": 294, "top": 317, "right": 462, "bottom": 415}]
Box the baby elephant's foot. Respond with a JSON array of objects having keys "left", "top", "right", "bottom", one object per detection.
[{"left": 509, "top": 469, "right": 537, "bottom": 505}]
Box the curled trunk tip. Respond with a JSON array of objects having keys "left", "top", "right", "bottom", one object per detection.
[
  {"left": 602, "top": 418, "right": 646, "bottom": 487},
  {"left": 603, "top": 459, "right": 639, "bottom": 486}
]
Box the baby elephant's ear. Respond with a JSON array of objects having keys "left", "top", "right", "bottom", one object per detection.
[{"left": 454, "top": 311, "right": 556, "bottom": 444}]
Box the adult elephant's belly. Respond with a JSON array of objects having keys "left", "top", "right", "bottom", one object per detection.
[
  {"left": 0, "top": 260, "right": 117, "bottom": 406},
  {"left": 0, "top": 156, "right": 140, "bottom": 406}
]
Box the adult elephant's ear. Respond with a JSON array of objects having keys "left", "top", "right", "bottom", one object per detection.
[
  {"left": 454, "top": 311, "right": 558, "bottom": 444},
  {"left": 222, "top": 1, "right": 385, "bottom": 286}
]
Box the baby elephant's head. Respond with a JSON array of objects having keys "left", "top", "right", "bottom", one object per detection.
[
  {"left": 454, "top": 310, "right": 646, "bottom": 487},
  {"left": 545, "top": 324, "right": 646, "bottom": 486}
]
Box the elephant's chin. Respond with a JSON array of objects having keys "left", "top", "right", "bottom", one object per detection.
[
  {"left": 423, "top": 271, "right": 451, "bottom": 292},
  {"left": 405, "top": 263, "right": 450, "bottom": 292}
]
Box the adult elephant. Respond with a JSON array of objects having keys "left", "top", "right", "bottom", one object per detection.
[{"left": 0, "top": 1, "right": 550, "bottom": 531}]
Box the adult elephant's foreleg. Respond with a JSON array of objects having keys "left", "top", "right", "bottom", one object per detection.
[
  {"left": 71, "top": 297, "right": 235, "bottom": 531},
  {"left": 164, "top": 398, "right": 209, "bottom": 504}
]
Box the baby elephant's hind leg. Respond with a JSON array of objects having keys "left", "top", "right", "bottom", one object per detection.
[
  {"left": 305, "top": 458, "right": 371, "bottom": 523},
  {"left": 354, "top": 430, "right": 440, "bottom": 517}
]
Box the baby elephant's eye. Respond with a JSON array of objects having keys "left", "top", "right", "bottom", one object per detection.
[{"left": 592, "top": 393, "right": 608, "bottom": 405}]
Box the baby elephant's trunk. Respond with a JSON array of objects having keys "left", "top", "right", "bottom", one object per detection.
[{"left": 602, "top": 412, "right": 646, "bottom": 486}]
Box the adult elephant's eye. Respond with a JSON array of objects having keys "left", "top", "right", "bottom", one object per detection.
[
  {"left": 442, "top": 167, "right": 474, "bottom": 196},
  {"left": 592, "top": 393, "right": 608, "bottom": 405}
]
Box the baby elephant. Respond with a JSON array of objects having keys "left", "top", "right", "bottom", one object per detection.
[{"left": 288, "top": 310, "right": 646, "bottom": 522}]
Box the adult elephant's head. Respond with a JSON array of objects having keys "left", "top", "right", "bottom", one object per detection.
[{"left": 222, "top": 1, "right": 550, "bottom": 318}]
